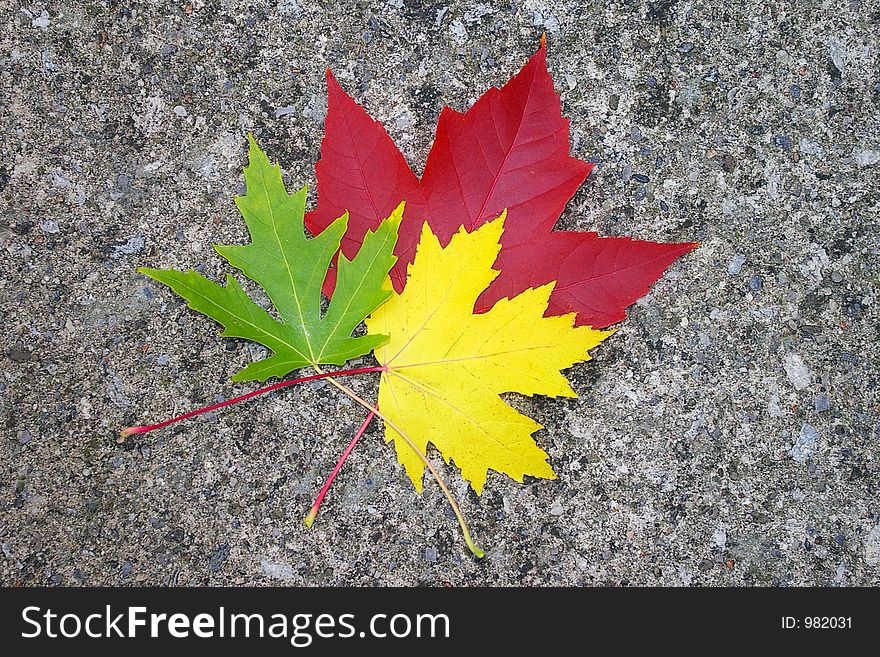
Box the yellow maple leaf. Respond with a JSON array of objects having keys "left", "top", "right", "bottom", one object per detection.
[{"left": 366, "top": 213, "right": 614, "bottom": 494}]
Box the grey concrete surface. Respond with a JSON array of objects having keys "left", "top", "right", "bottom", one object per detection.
[{"left": 1, "top": 0, "right": 878, "bottom": 586}]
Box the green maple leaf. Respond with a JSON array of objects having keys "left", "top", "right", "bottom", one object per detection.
[{"left": 140, "top": 135, "right": 400, "bottom": 382}]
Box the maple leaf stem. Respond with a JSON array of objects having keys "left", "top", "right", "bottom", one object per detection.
[
  {"left": 304, "top": 411, "right": 375, "bottom": 529},
  {"left": 316, "top": 368, "right": 485, "bottom": 559},
  {"left": 120, "top": 366, "right": 384, "bottom": 438}
]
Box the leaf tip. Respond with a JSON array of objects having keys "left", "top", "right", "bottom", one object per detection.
[
  {"left": 245, "top": 132, "right": 262, "bottom": 159},
  {"left": 389, "top": 200, "right": 406, "bottom": 227},
  {"left": 303, "top": 508, "right": 317, "bottom": 529},
  {"left": 325, "top": 67, "right": 342, "bottom": 94}
]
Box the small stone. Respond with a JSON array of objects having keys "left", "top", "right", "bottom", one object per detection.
[
  {"left": 863, "top": 524, "right": 880, "bottom": 566},
  {"left": 173, "top": 105, "right": 188, "bottom": 117},
  {"left": 853, "top": 148, "right": 880, "bottom": 167},
  {"left": 774, "top": 134, "right": 792, "bottom": 151},
  {"left": 830, "top": 271, "right": 844, "bottom": 283},
  {"left": 727, "top": 253, "right": 747, "bottom": 275},
  {"left": 550, "top": 502, "right": 564, "bottom": 516},
  {"left": 767, "top": 392, "right": 784, "bottom": 417},
  {"left": 814, "top": 394, "right": 830, "bottom": 413},
  {"left": 448, "top": 19, "right": 467, "bottom": 44},
  {"left": 608, "top": 94, "right": 619, "bottom": 110},
  {"left": 798, "top": 138, "right": 824, "bottom": 158},
  {"left": 703, "top": 68, "right": 721, "bottom": 84},
  {"left": 424, "top": 547, "right": 438, "bottom": 563},
  {"left": 633, "top": 173, "right": 649, "bottom": 183},
  {"left": 621, "top": 164, "right": 632, "bottom": 183},
  {"left": 676, "top": 42, "right": 695, "bottom": 54},
  {"left": 275, "top": 105, "right": 296, "bottom": 118},
  {"left": 828, "top": 37, "right": 847, "bottom": 76},
  {"left": 17, "top": 430, "right": 32, "bottom": 445},
  {"left": 40, "top": 220, "right": 60, "bottom": 234},
  {"left": 749, "top": 275, "right": 763, "bottom": 292},
  {"left": 8, "top": 346, "right": 30, "bottom": 362},
  {"left": 789, "top": 84, "right": 801, "bottom": 98},
  {"left": 209, "top": 544, "right": 230, "bottom": 572},
  {"left": 790, "top": 424, "right": 820, "bottom": 462},
  {"left": 718, "top": 153, "right": 736, "bottom": 173},
  {"left": 630, "top": 126, "right": 642, "bottom": 142},
  {"left": 260, "top": 559, "right": 295, "bottom": 580},
  {"left": 120, "top": 563, "right": 133, "bottom": 576},
  {"left": 112, "top": 235, "right": 145, "bottom": 258},
  {"left": 698, "top": 559, "right": 714, "bottom": 572},
  {"left": 783, "top": 352, "right": 812, "bottom": 390}
]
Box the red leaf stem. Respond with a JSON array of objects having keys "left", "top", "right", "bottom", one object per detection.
[
  {"left": 304, "top": 411, "right": 375, "bottom": 528},
  {"left": 120, "top": 366, "right": 384, "bottom": 438}
]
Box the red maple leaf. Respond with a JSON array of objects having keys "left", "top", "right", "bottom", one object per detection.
[{"left": 306, "top": 40, "right": 696, "bottom": 329}]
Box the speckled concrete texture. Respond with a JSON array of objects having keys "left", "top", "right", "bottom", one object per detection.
[{"left": 2, "top": 0, "right": 878, "bottom": 586}]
